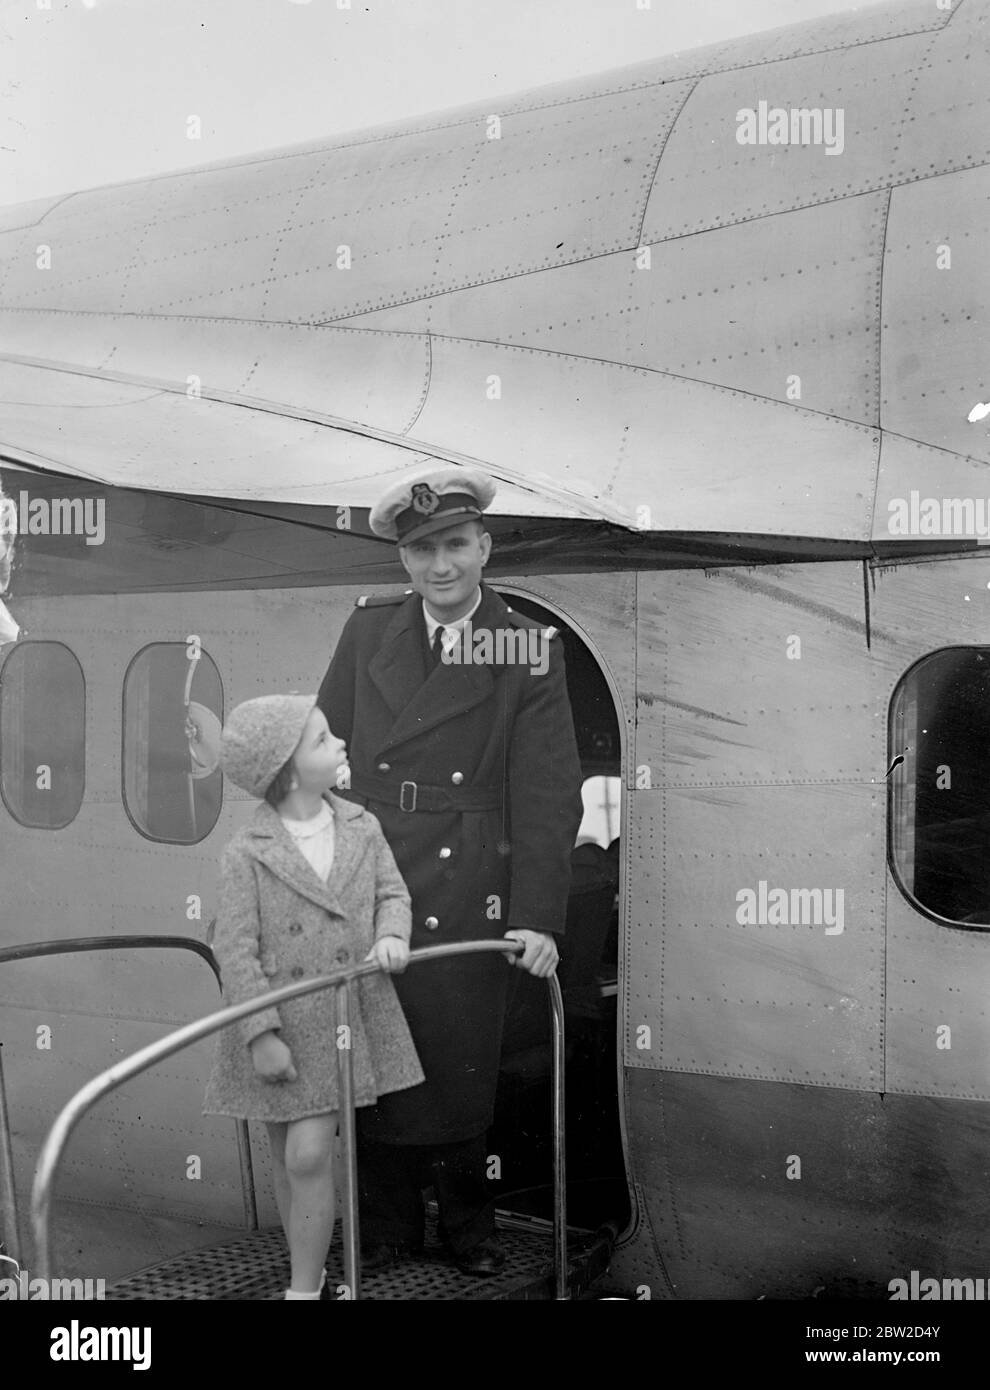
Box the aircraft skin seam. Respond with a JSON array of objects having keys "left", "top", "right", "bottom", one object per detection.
[
  {"left": 324, "top": 164, "right": 990, "bottom": 323},
  {"left": 865, "top": 184, "right": 894, "bottom": 550},
  {"left": 258, "top": 145, "right": 343, "bottom": 323},
  {"left": 890, "top": 26, "right": 945, "bottom": 170},
  {"left": 330, "top": 328, "right": 888, "bottom": 435},
  {"left": 627, "top": 1064, "right": 885, "bottom": 1091},
  {"left": 399, "top": 333, "right": 432, "bottom": 437},
  {"left": 0, "top": 340, "right": 887, "bottom": 438},
  {"left": 641, "top": 1122, "right": 684, "bottom": 1290},
  {"left": 632, "top": 77, "right": 701, "bottom": 251},
  {"left": 0, "top": 110, "right": 688, "bottom": 256},
  {"left": 0, "top": 364, "right": 622, "bottom": 521},
  {"left": 4, "top": 160, "right": 987, "bottom": 321},
  {"left": 872, "top": 187, "right": 894, "bottom": 436},
  {"left": 0, "top": 7, "right": 958, "bottom": 236}
]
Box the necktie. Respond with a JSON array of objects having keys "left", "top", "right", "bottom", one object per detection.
[{"left": 431, "top": 625, "right": 447, "bottom": 666}]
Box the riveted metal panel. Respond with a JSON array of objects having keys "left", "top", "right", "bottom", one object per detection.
[
  {"left": 611, "top": 1069, "right": 990, "bottom": 1299},
  {"left": 630, "top": 0, "right": 953, "bottom": 88},
  {"left": 385, "top": 82, "right": 693, "bottom": 300},
  {"left": 4, "top": 85, "right": 693, "bottom": 326},
  {"left": 642, "top": 33, "right": 934, "bottom": 245},
  {"left": 868, "top": 552, "right": 990, "bottom": 656},
  {"left": 627, "top": 565, "right": 885, "bottom": 1089},
  {"left": 413, "top": 337, "right": 879, "bottom": 536},
  {"left": 873, "top": 431, "right": 990, "bottom": 543},
  {"left": 4, "top": 1011, "right": 245, "bottom": 1223},
  {"left": 884, "top": 888, "right": 990, "bottom": 1101},
  {"left": 0, "top": 312, "right": 432, "bottom": 437},
  {"left": 344, "top": 192, "right": 888, "bottom": 427},
  {"left": 895, "top": 0, "right": 990, "bottom": 190},
  {"left": 0, "top": 358, "right": 592, "bottom": 516},
  {"left": 627, "top": 781, "right": 884, "bottom": 1088},
  {"left": 880, "top": 165, "right": 990, "bottom": 464},
  {"left": 635, "top": 564, "right": 878, "bottom": 785},
  {"left": 865, "top": 554, "right": 990, "bottom": 1100}
]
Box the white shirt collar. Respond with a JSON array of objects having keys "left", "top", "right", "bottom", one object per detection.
[{"left": 422, "top": 587, "right": 483, "bottom": 645}]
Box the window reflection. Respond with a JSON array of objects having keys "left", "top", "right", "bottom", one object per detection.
[
  {"left": 122, "top": 643, "right": 223, "bottom": 844},
  {"left": 890, "top": 648, "right": 990, "bottom": 926},
  {"left": 0, "top": 641, "right": 85, "bottom": 828}
]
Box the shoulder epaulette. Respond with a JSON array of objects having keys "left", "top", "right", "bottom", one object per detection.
[
  {"left": 355, "top": 590, "right": 414, "bottom": 609},
  {"left": 505, "top": 608, "right": 560, "bottom": 640}
]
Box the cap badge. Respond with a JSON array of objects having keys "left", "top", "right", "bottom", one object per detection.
[{"left": 410, "top": 482, "right": 441, "bottom": 516}]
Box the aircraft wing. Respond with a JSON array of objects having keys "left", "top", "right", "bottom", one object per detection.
[{"left": 0, "top": 0, "right": 987, "bottom": 542}]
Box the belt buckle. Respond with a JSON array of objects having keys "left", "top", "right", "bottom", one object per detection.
[{"left": 399, "top": 780, "right": 418, "bottom": 812}]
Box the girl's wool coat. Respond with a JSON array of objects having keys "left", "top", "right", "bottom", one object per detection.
[{"left": 203, "top": 794, "right": 425, "bottom": 1122}]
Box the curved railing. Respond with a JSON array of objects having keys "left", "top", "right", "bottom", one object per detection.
[
  {"left": 0, "top": 935, "right": 221, "bottom": 982},
  {"left": 0, "top": 935, "right": 258, "bottom": 1253},
  {"left": 31, "top": 940, "right": 568, "bottom": 1301}
]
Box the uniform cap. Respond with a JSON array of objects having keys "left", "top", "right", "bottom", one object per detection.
[
  {"left": 220, "top": 694, "right": 317, "bottom": 798},
  {"left": 369, "top": 466, "right": 497, "bottom": 544}
]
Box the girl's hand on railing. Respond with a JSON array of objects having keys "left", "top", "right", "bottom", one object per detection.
[
  {"left": 365, "top": 936, "right": 410, "bottom": 973},
  {"left": 249, "top": 1031, "right": 298, "bottom": 1083}
]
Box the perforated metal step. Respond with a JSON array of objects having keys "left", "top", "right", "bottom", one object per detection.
[{"left": 106, "top": 1211, "right": 611, "bottom": 1301}]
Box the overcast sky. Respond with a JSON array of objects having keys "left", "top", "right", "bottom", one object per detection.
[{"left": 2, "top": 0, "right": 866, "bottom": 206}]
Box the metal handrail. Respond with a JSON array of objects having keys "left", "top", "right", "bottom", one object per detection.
[
  {"left": 0, "top": 935, "right": 221, "bottom": 984},
  {"left": 0, "top": 936, "right": 258, "bottom": 1242},
  {"left": 31, "top": 940, "right": 568, "bottom": 1300}
]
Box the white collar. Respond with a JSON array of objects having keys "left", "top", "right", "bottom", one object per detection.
[
  {"left": 280, "top": 801, "right": 333, "bottom": 837},
  {"left": 422, "top": 587, "right": 483, "bottom": 644}
]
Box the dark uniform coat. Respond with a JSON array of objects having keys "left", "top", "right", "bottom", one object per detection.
[{"left": 317, "top": 581, "right": 583, "bottom": 1144}]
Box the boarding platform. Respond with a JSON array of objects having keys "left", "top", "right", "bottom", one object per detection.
[{"left": 106, "top": 1209, "right": 613, "bottom": 1301}]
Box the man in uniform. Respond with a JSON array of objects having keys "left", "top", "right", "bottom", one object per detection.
[{"left": 316, "top": 466, "right": 583, "bottom": 1275}]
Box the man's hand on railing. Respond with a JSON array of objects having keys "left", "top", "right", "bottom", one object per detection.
[
  {"left": 503, "top": 929, "right": 559, "bottom": 978},
  {"left": 365, "top": 936, "right": 411, "bottom": 973},
  {"left": 249, "top": 1031, "right": 298, "bottom": 1084}
]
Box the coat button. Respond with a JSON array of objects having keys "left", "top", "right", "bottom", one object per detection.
[
  {"left": 378, "top": 762, "right": 390, "bottom": 772},
  {"left": 438, "top": 847, "right": 452, "bottom": 859},
  {"left": 451, "top": 772, "right": 464, "bottom": 785},
  {"left": 289, "top": 922, "right": 302, "bottom": 935},
  {"left": 425, "top": 916, "right": 439, "bottom": 931},
  {"left": 335, "top": 948, "right": 349, "bottom": 965},
  {"left": 290, "top": 966, "right": 304, "bottom": 980}
]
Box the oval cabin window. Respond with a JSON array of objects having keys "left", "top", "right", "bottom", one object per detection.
[
  {"left": 122, "top": 643, "right": 223, "bottom": 845},
  {"left": 889, "top": 648, "right": 990, "bottom": 927},
  {"left": 0, "top": 641, "right": 86, "bottom": 828}
]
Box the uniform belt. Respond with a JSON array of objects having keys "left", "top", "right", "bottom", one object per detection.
[{"left": 349, "top": 771, "right": 501, "bottom": 813}]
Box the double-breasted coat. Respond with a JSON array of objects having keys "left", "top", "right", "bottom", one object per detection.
[
  {"left": 317, "top": 581, "right": 584, "bottom": 1145},
  {"left": 203, "top": 793, "right": 425, "bottom": 1123}
]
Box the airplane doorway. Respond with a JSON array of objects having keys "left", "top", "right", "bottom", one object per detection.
[{"left": 489, "top": 589, "right": 630, "bottom": 1234}]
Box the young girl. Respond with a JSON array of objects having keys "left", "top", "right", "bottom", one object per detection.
[{"left": 203, "top": 693, "right": 424, "bottom": 1299}]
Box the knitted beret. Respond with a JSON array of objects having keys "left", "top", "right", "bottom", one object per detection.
[{"left": 220, "top": 694, "right": 317, "bottom": 798}]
